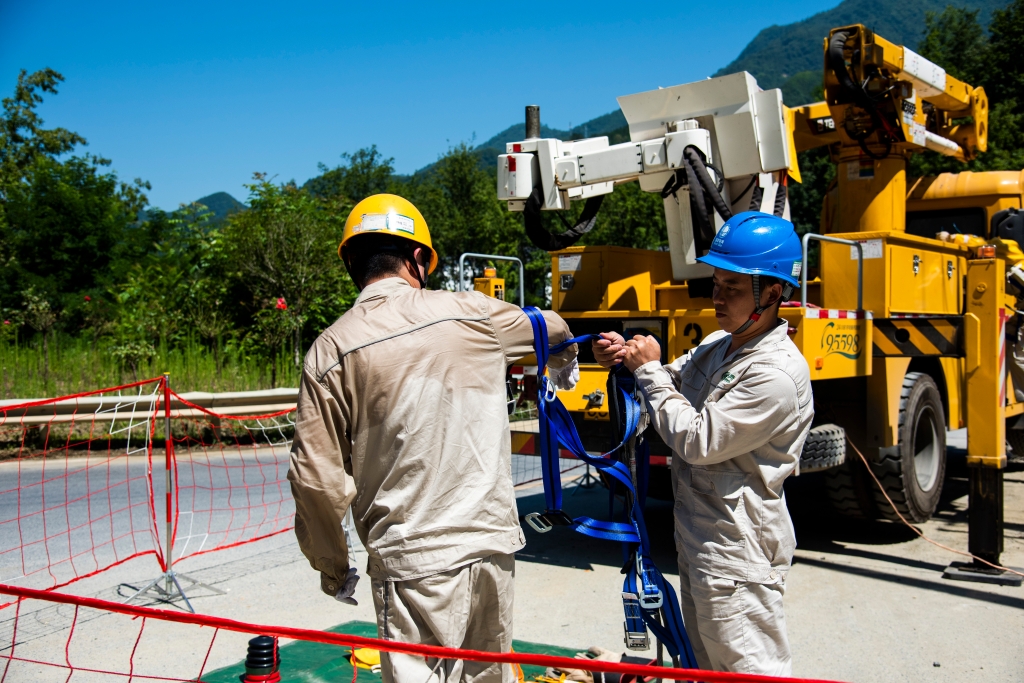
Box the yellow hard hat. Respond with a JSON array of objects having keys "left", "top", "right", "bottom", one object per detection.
[{"left": 340, "top": 194, "right": 437, "bottom": 274}]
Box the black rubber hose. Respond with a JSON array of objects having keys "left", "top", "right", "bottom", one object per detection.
[
  {"left": 773, "top": 181, "right": 787, "bottom": 218},
  {"left": 684, "top": 147, "right": 733, "bottom": 221},
  {"left": 522, "top": 183, "right": 605, "bottom": 251},
  {"left": 828, "top": 31, "right": 874, "bottom": 111},
  {"left": 681, "top": 155, "right": 715, "bottom": 247},
  {"left": 660, "top": 169, "right": 685, "bottom": 199},
  {"left": 749, "top": 184, "right": 764, "bottom": 212}
]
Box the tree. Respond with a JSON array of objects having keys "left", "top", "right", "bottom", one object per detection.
[
  {"left": 169, "top": 203, "right": 235, "bottom": 375},
  {"left": 305, "top": 145, "right": 396, "bottom": 202},
  {"left": 405, "top": 144, "right": 531, "bottom": 296},
  {"left": 580, "top": 182, "right": 666, "bottom": 250},
  {"left": 245, "top": 300, "right": 296, "bottom": 388},
  {"left": 985, "top": 0, "right": 1024, "bottom": 107},
  {"left": 0, "top": 68, "right": 153, "bottom": 337},
  {"left": 0, "top": 69, "right": 85, "bottom": 207},
  {"left": 223, "top": 175, "right": 356, "bottom": 366},
  {"left": 916, "top": 7, "right": 988, "bottom": 87},
  {"left": 789, "top": 147, "right": 835, "bottom": 235},
  {"left": 22, "top": 287, "right": 57, "bottom": 391},
  {"left": 911, "top": 3, "right": 1024, "bottom": 177},
  {"left": 2, "top": 156, "right": 149, "bottom": 311}
]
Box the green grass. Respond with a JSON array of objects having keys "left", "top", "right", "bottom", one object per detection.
[
  {"left": 0, "top": 334, "right": 298, "bottom": 399},
  {"left": 201, "top": 620, "right": 581, "bottom": 683}
]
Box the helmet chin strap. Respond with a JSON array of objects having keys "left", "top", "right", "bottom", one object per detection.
[
  {"left": 405, "top": 254, "right": 428, "bottom": 290},
  {"left": 733, "top": 275, "right": 795, "bottom": 335}
]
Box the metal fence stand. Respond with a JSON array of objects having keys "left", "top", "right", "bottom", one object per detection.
[
  {"left": 120, "top": 373, "right": 225, "bottom": 613},
  {"left": 570, "top": 463, "right": 600, "bottom": 495}
]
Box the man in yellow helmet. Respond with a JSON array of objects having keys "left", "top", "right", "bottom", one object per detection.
[{"left": 287, "top": 194, "right": 579, "bottom": 683}]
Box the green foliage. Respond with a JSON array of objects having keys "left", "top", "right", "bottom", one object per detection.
[
  {"left": 580, "top": 182, "right": 667, "bottom": 250},
  {"left": 987, "top": 0, "right": 1024, "bottom": 104},
  {"left": 0, "top": 333, "right": 295, "bottom": 398},
  {"left": 910, "top": 2, "right": 1024, "bottom": 177},
  {"left": 789, "top": 147, "right": 836, "bottom": 235},
  {"left": 2, "top": 155, "right": 148, "bottom": 311},
  {"left": 917, "top": 6, "right": 989, "bottom": 85},
  {"left": 714, "top": 0, "right": 1005, "bottom": 99},
  {"left": 407, "top": 143, "right": 525, "bottom": 287},
  {"left": 0, "top": 69, "right": 86, "bottom": 199},
  {"left": 223, "top": 174, "right": 357, "bottom": 363},
  {"left": 306, "top": 145, "right": 396, "bottom": 200},
  {"left": 780, "top": 70, "right": 824, "bottom": 107}
]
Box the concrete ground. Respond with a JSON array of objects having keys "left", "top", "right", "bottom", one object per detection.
[{"left": 1, "top": 438, "right": 1022, "bottom": 682}]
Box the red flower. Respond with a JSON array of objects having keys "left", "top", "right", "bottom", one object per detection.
[
  {"left": 84, "top": 295, "right": 91, "bottom": 302},
  {"left": 2, "top": 321, "right": 8, "bottom": 325},
  {"left": 275, "top": 297, "right": 288, "bottom": 310}
]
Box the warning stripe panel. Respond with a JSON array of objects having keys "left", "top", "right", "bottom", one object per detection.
[{"left": 872, "top": 317, "right": 961, "bottom": 357}]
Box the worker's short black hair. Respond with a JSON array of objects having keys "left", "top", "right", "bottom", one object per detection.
[
  {"left": 344, "top": 233, "right": 419, "bottom": 286},
  {"left": 756, "top": 275, "right": 789, "bottom": 305}
]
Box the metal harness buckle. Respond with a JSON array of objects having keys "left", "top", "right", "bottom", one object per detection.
[
  {"left": 635, "top": 554, "right": 664, "bottom": 609},
  {"left": 524, "top": 510, "right": 574, "bottom": 534},
  {"left": 621, "top": 592, "right": 650, "bottom": 650}
]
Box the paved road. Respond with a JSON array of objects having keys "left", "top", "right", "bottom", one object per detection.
[{"left": 0, "top": 442, "right": 576, "bottom": 591}]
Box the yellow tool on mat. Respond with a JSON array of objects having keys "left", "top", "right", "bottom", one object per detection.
[{"left": 348, "top": 648, "right": 382, "bottom": 673}]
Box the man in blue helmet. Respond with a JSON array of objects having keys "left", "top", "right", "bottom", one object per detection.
[{"left": 593, "top": 211, "right": 813, "bottom": 676}]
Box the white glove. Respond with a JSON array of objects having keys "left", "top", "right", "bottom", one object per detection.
[
  {"left": 334, "top": 567, "right": 360, "bottom": 605},
  {"left": 550, "top": 358, "right": 580, "bottom": 391}
]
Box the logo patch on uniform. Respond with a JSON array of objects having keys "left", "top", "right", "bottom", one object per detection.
[{"left": 720, "top": 371, "right": 736, "bottom": 383}]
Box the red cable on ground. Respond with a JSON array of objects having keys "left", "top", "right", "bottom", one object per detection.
[
  {"left": 847, "top": 437, "right": 1024, "bottom": 577},
  {"left": 0, "top": 583, "right": 846, "bottom": 683}
]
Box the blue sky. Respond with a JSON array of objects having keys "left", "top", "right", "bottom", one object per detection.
[{"left": 1, "top": 1, "right": 840, "bottom": 210}]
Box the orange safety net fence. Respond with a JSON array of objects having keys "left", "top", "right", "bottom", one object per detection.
[
  {"left": 0, "top": 377, "right": 297, "bottom": 606},
  {"left": 0, "top": 379, "right": 163, "bottom": 606}
]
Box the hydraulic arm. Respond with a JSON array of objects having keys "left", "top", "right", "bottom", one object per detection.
[{"left": 498, "top": 73, "right": 796, "bottom": 281}]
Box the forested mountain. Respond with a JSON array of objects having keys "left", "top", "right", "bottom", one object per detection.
[{"left": 716, "top": 0, "right": 1004, "bottom": 104}]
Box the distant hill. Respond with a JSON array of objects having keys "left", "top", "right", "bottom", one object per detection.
[
  {"left": 192, "top": 192, "right": 246, "bottom": 220},
  {"left": 715, "top": 0, "right": 1004, "bottom": 105},
  {"left": 143, "top": 191, "right": 246, "bottom": 223},
  {"left": 463, "top": 111, "right": 630, "bottom": 172}
]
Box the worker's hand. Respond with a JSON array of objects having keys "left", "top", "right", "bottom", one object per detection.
[
  {"left": 334, "top": 567, "right": 360, "bottom": 605},
  {"left": 592, "top": 332, "right": 627, "bottom": 368},
  {"left": 623, "top": 335, "right": 661, "bottom": 372}
]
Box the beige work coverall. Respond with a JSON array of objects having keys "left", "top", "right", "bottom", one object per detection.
[
  {"left": 288, "top": 277, "right": 575, "bottom": 683},
  {"left": 633, "top": 320, "right": 813, "bottom": 676}
]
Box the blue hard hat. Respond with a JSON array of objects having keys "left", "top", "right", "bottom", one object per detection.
[{"left": 697, "top": 211, "right": 803, "bottom": 288}]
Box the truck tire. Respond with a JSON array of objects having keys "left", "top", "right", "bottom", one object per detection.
[
  {"left": 824, "top": 456, "right": 877, "bottom": 519},
  {"left": 1006, "top": 423, "right": 1024, "bottom": 466},
  {"left": 800, "top": 424, "right": 846, "bottom": 473},
  {"left": 871, "top": 372, "right": 946, "bottom": 523}
]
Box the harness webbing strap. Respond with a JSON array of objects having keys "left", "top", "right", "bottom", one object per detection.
[{"left": 522, "top": 308, "right": 698, "bottom": 669}]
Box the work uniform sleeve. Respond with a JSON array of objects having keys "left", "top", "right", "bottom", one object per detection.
[
  {"left": 487, "top": 298, "right": 578, "bottom": 369},
  {"left": 635, "top": 361, "right": 799, "bottom": 465},
  {"left": 287, "top": 364, "right": 357, "bottom": 597}
]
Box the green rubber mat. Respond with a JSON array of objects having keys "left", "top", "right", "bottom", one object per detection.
[{"left": 202, "top": 621, "right": 580, "bottom": 683}]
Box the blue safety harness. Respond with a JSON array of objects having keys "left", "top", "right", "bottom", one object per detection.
[{"left": 523, "top": 307, "right": 698, "bottom": 669}]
